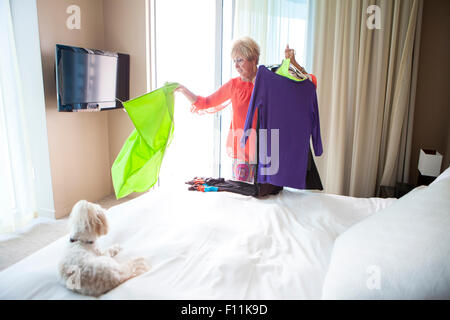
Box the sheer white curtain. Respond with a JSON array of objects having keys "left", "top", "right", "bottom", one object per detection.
[
  {"left": 233, "top": 0, "right": 312, "bottom": 67},
  {"left": 312, "top": 0, "right": 423, "bottom": 197},
  {"left": 0, "top": 0, "right": 37, "bottom": 233}
]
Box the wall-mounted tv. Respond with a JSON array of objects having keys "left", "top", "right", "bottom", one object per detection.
[{"left": 55, "top": 44, "right": 130, "bottom": 112}]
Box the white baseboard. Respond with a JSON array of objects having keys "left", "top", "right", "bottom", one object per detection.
[{"left": 38, "top": 207, "right": 56, "bottom": 219}]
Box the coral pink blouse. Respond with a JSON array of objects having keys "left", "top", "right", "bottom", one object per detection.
[{"left": 191, "top": 77, "right": 258, "bottom": 163}]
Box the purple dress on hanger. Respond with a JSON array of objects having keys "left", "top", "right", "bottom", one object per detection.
[{"left": 241, "top": 66, "right": 323, "bottom": 190}]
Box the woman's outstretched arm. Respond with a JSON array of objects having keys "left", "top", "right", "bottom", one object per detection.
[{"left": 174, "top": 84, "right": 198, "bottom": 104}]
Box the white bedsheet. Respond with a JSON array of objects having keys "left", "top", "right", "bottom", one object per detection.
[{"left": 0, "top": 187, "right": 395, "bottom": 299}]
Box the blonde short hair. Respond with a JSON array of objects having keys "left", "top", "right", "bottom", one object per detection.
[{"left": 231, "top": 37, "right": 260, "bottom": 64}]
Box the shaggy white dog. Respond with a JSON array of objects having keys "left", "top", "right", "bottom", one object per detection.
[{"left": 58, "top": 200, "right": 150, "bottom": 297}]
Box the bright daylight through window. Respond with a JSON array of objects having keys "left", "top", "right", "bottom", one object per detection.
[{"left": 152, "top": 0, "right": 311, "bottom": 186}]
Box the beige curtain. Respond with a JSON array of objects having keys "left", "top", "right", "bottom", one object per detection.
[{"left": 312, "top": 0, "right": 423, "bottom": 197}]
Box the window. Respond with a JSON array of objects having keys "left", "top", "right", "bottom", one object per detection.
[
  {"left": 153, "top": 0, "right": 219, "bottom": 185},
  {"left": 150, "top": 0, "right": 312, "bottom": 184},
  {"left": 220, "top": 0, "right": 312, "bottom": 180}
]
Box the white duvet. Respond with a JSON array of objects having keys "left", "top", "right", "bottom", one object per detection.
[{"left": 0, "top": 186, "right": 395, "bottom": 299}]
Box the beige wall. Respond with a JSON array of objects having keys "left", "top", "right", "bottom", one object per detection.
[
  {"left": 102, "top": 0, "right": 148, "bottom": 171},
  {"left": 410, "top": 0, "right": 450, "bottom": 184},
  {"left": 36, "top": 0, "right": 147, "bottom": 218}
]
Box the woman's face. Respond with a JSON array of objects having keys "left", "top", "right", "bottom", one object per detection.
[{"left": 233, "top": 54, "right": 257, "bottom": 82}]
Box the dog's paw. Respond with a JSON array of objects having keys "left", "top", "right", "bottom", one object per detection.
[
  {"left": 107, "top": 244, "right": 122, "bottom": 257},
  {"left": 132, "top": 257, "right": 151, "bottom": 275}
]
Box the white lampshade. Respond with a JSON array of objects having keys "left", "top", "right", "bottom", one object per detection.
[{"left": 418, "top": 149, "right": 443, "bottom": 177}]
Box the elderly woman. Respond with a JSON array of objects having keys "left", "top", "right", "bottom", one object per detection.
[{"left": 176, "top": 37, "right": 306, "bottom": 185}]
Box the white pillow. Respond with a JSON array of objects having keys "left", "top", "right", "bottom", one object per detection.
[
  {"left": 321, "top": 178, "right": 450, "bottom": 299},
  {"left": 430, "top": 165, "right": 450, "bottom": 186}
]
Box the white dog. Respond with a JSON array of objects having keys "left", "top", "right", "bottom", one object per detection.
[{"left": 58, "top": 200, "right": 150, "bottom": 297}]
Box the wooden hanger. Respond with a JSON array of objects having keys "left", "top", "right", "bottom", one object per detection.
[{"left": 288, "top": 63, "right": 307, "bottom": 80}]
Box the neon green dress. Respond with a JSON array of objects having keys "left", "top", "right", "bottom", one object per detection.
[{"left": 111, "top": 82, "right": 178, "bottom": 198}]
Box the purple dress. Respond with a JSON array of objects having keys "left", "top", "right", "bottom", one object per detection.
[{"left": 241, "top": 66, "right": 323, "bottom": 189}]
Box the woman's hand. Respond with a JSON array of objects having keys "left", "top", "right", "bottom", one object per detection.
[
  {"left": 285, "top": 44, "right": 297, "bottom": 63},
  {"left": 285, "top": 44, "right": 308, "bottom": 74},
  {"left": 175, "top": 84, "right": 198, "bottom": 104},
  {"left": 174, "top": 84, "right": 187, "bottom": 93}
]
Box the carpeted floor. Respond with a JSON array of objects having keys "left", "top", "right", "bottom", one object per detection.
[{"left": 0, "top": 192, "right": 145, "bottom": 272}]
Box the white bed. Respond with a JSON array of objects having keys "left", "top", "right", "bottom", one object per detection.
[{"left": 1, "top": 168, "right": 449, "bottom": 300}]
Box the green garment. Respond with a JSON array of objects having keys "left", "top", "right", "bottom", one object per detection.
[
  {"left": 275, "top": 58, "right": 307, "bottom": 82},
  {"left": 111, "top": 82, "right": 178, "bottom": 199}
]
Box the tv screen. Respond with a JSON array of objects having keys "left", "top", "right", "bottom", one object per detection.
[{"left": 55, "top": 44, "right": 129, "bottom": 112}]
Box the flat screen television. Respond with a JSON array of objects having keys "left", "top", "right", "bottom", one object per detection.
[{"left": 55, "top": 44, "right": 130, "bottom": 112}]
